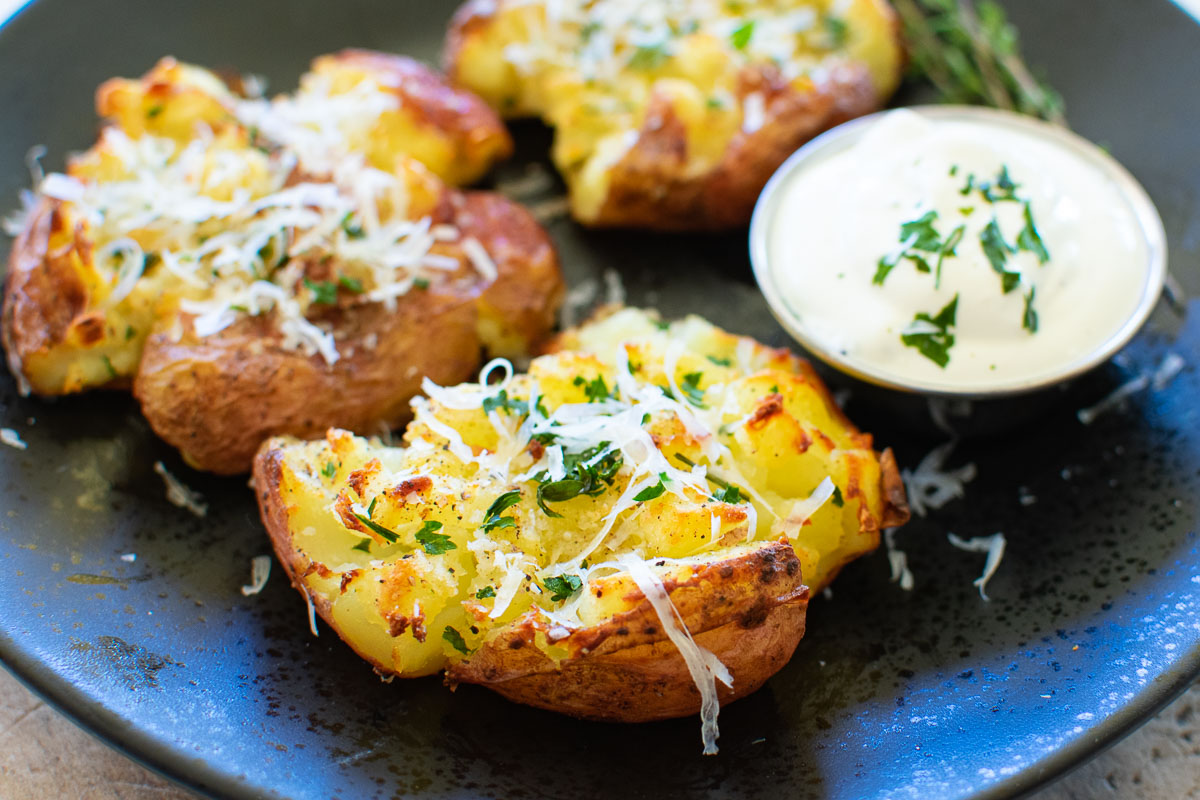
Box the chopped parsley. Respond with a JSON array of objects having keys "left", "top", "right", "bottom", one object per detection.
[
  {"left": 831, "top": 486, "right": 845, "bottom": 507},
  {"left": 1022, "top": 286, "right": 1038, "bottom": 333},
  {"left": 341, "top": 212, "right": 365, "bottom": 239},
  {"left": 543, "top": 574, "right": 583, "bottom": 603},
  {"left": 476, "top": 585, "right": 497, "bottom": 599},
  {"left": 415, "top": 520, "right": 455, "bottom": 554},
  {"left": 712, "top": 485, "right": 742, "bottom": 504},
  {"left": 706, "top": 355, "right": 733, "bottom": 366},
  {"left": 901, "top": 294, "right": 959, "bottom": 368},
  {"left": 124, "top": 325, "right": 137, "bottom": 341},
  {"left": 633, "top": 474, "right": 668, "bottom": 502},
  {"left": 730, "top": 20, "right": 755, "bottom": 49},
  {"left": 1016, "top": 201, "right": 1050, "bottom": 263},
  {"left": 875, "top": 210, "right": 959, "bottom": 285},
  {"left": 351, "top": 539, "right": 372, "bottom": 553},
  {"left": 303, "top": 277, "right": 339, "bottom": 305},
  {"left": 353, "top": 513, "right": 399, "bottom": 543},
  {"left": 481, "top": 490, "right": 521, "bottom": 533},
  {"left": 979, "top": 218, "right": 1021, "bottom": 293},
  {"left": 146, "top": 104, "right": 164, "bottom": 118},
  {"left": 824, "top": 16, "right": 849, "bottom": 48},
  {"left": 482, "top": 389, "right": 528, "bottom": 416},
  {"left": 338, "top": 275, "right": 364, "bottom": 293},
  {"left": 679, "top": 371, "right": 707, "bottom": 408},
  {"left": 573, "top": 374, "right": 613, "bottom": 402},
  {"left": 443, "top": 626, "right": 469, "bottom": 655},
  {"left": 321, "top": 461, "right": 336, "bottom": 479},
  {"left": 412, "top": 277, "right": 430, "bottom": 290},
  {"left": 535, "top": 442, "right": 623, "bottom": 516},
  {"left": 100, "top": 354, "right": 118, "bottom": 379},
  {"left": 628, "top": 42, "right": 669, "bottom": 70}
]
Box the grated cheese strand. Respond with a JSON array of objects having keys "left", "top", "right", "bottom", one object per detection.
[
  {"left": 241, "top": 555, "right": 272, "bottom": 596},
  {"left": 618, "top": 554, "right": 732, "bottom": 755},
  {"left": 946, "top": 532, "right": 1007, "bottom": 601},
  {"left": 153, "top": 460, "right": 208, "bottom": 517}
]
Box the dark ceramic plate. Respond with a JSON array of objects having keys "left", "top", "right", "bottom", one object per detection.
[{"left": 1, "top": 1, "right": 1197, "bottom": 798}]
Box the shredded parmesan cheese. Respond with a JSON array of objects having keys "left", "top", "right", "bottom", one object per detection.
[
  {"left": 946, "top": 532, "right": 1006, "bottom": 601},
  {"left": 0, "top": 428, "right": 27, "bottom": 450},
  {"left": 153, "top": 460, "right": 208, "bottom": 517},
  {"left": 618, "top": 554, "right": 732, "bottom": 755},
  {"left": 901, "top": 440, "right": 976, "bottom": 517},
  {"left": 1152, "top": 351, "right": 1185, "bottom": 391},
  {"left": 883, "top": 527, "right": 914, "bottom": 591},
  {"left": 241, "top": 555, "right": 272, "bottom": 596},
  {"left": 1077, "top": 373, "right": 1150, "bottom": 425}
]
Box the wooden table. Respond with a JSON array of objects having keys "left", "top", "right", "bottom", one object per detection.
[{"left": 1, "top": 666, "right": 1196, "bottom": 799}]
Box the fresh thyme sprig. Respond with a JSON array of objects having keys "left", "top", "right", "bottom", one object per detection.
[{"left": 893, "top": 0, "right": 1066, "bottom": 125}]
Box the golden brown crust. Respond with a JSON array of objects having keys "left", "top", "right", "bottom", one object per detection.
[
  {"left": 589, "top": 62, "right": 880, "bottom": 231},
  {"left": 446, "top": 540, "right": 808, "bottom": 721},
  {"left": 2, "top": 200, "right": 105, "bottom": 394}
]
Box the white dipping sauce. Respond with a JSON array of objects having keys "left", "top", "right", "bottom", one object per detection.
[{"left": 762, "top": 108, "right": 1157, "bottom": 393}]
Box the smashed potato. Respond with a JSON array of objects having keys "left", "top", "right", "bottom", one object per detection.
[
  {"left": 445, "top": 0, "right": 903, "bottom": 229},
  {"left": 254, "top": 308, "right": 907, "bottom": 751},
  {"left": 3, "top": 51, "right": 562, "bottom": 473}
]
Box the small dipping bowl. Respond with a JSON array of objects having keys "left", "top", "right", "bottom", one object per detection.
[{"left": 749, "top": 105, "right": 1167, "bottom": 436}]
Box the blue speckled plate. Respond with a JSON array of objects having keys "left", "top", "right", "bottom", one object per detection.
[{"left": 0, "top": 1, "right": 1197, "bottom": 798}]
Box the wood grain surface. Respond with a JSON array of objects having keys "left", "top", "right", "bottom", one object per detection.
[{"left": 0, "top": 666, "right": 1196, "bottom": 799}]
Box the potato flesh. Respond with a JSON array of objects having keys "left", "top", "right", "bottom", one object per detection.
[{"left": 266, "top": 308, "right": 906, "bottom": 677}]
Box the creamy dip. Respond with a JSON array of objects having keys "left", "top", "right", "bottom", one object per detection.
[{"left": 758, "top": 107, "right": 1162, "bottom": 393}]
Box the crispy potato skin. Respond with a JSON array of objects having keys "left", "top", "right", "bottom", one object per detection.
[
  {"left": 445, "top": 0, "right": 904, "bottom": 230},
  {"left": 134, "top": 188, "right": 561, "bottom": 474},
  {"left": 591, "top": 63, "right": 879, "bottom": 231},
  {"left": 446, "top": 542, "right": 808, "bottom": 721},
  {"left": 3, "top": 52, "right": 562, "bottom": 473}
]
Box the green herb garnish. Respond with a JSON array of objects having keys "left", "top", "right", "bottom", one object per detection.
[
  {"left": 341, "top": 212, "right": 365, "bottom": 239},
  {"left": 901, "top": 294, "right": 959, "bottom": 367},
  {"left": 706, "top": 355, "right": 733, "bottom": 367},
  {"left": 535, "top": 443, "right": 623, "bottom": 516},
  {"left": 415, "top": 520, "right": 455, "bottom": 555},
  {"left": 573, "top": 374, "right": 613, "bottom": 403},
  {"left": 443, "top": 626, "right": 469, "bottom": 655},
  {"left": 483, "top": 389, "right": 528, "bottom": 417},
  {"left": 831, "top": 486, "right": 845, "bottom": 507},
  {"left": 824, "top": 16, "right": 848, "bottom": 48},
  {"left": 628, "top": 42, "right": 669, "bottom": 70},
  {"left": 712, "top": 485, "right": 742, "bottom": 504},
  {"left": 338, "top": 275, "right": 364, "bottom": 293},
  {"left": 304, "top": 277, "right": 339, "bottom": 305},
  {"left": 730, "top": 20, "right": 755, "bottom": 49},
  {"left": 679, "top": 371, "right": 707, "bottom": 408},
  {"left": 100, "top": 354, "right": 118, "bottom": 379},
  {"left": 412, "top": 277, "right": 430, "bottom": 290},
  {"left": 979, "top": 218, "right": 1020, "bottom": 293},
  {"left": 353, "top": 513, "right": 399, "bottom": 543},
  {"left": 1022, "top": 286, "right": 1038, "bottom": 332},
  {"left": 321, "top": 461, "right": 336, "bottom": 479},
  {"left": 634, "top": 474, "right": 668, "bottom": 502},
  {"left": 1016, "top": 200, "right": 1050, "bottom": 263},
  {"left": 481, "top": 490, "right": 521, "bottom": 533},
  {"left": 351, "top": 539, "right": 372, "bottom": 553},
  {"left": 543, "top": 574, "right": 583, "bottom": 603},
  {"left": 476, "top": 585, "right": 497, "bottom": 599}
]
